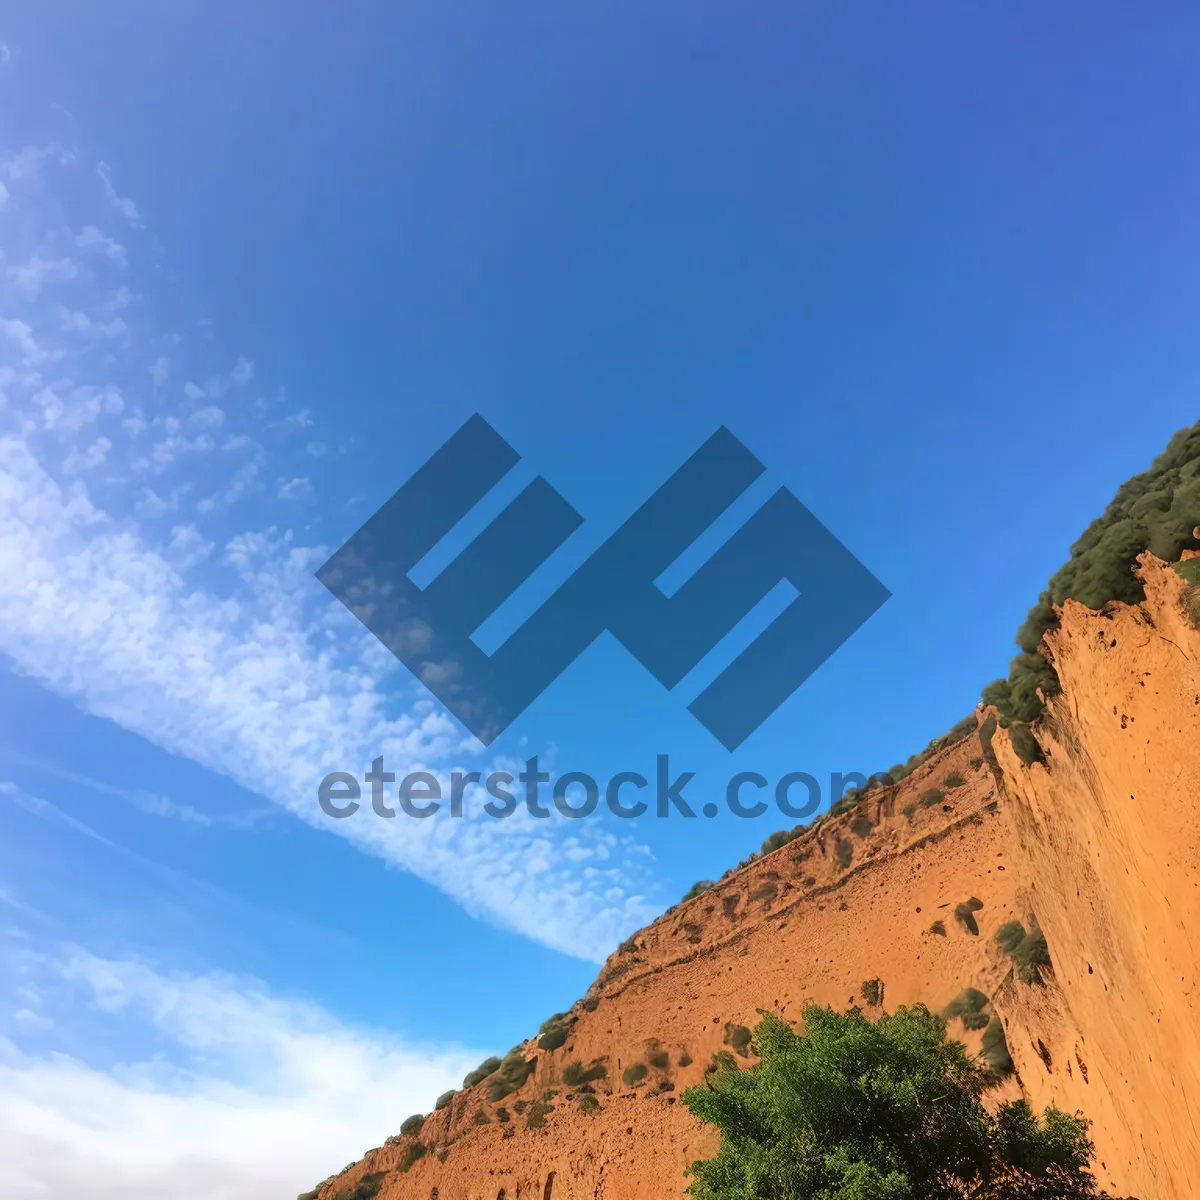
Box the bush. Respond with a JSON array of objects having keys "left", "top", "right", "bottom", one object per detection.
[
  {"left": 860, "top": 978, "right": 882, "bottom": 1007},
  {"left": 486, "top": 1050, "right": 537, "bottom": 1102},
  {"left": 944, "top": 987, "right": 991, "bottom": 1031},
  {"left": 903, "top": 801, "right": 917, "bottom": 822},
  {"left": 987, "top": 419, "right": 1200, "bottom": 725},
  {"left": 724, "top": 1023, "right": 752, "bottom": 1058},
  {"left": 930, "top": 919, "right": 946, "bottom": 936},
  {"left": 618, "top": 937, "right": 639, "bottom": 954},
  {"left": 835, "top": 838, "right": 853, "bottom": 869},
  {"left": 581, "top": 994, "right": 600, "bottom": 1012},
  {"left": 334, "top": 1172, "right": 387, "bottom": 1200},
  {"left": 434, "top": 1089, "right": 455, "bottom": 1111},
  {"left": 536, "top": 1012, "right": 574, "bottom": 1051},
  {"left": 679, "top": 1049, "right": 693, "bottom": 1067},
  {"left": 473, "top": 1109, "right": 490, "bottom": 1125},
  {"left": 526, "top": 1099, "right": 553, "bottom": 1128},
  {"left": 462, "top": 1055, "right": 502, "bottom": 1089},
  {"left": 682, "top": 879, "right": 715, "bottom": 902},
  {"left": 944, "top": 772, "right": 966, "bottom": 789},
  {"left": 682, "top": 1004, "right": 1104, "bottom": 1199},
  {"left": 1009, "top": 720, "right": 1045, "bottom": 766},
  {"left": 646, "top": 1041, "right": 670, "bottom": 1070},
  {"left": 850, "top": 813, "right": 873, "bottom": 839},
  {"left": 399, "top": 1114, "right": 424, "bottom": 1137},
  {"left": 561, "top": 1058, "right": 607, "bottom": 1086},
  {"left": 706, "top": 1050, "right": 738, "bottom": 1076},
  {"left": 919, "top": 786, "right": 945, "bottom": 809},
  {"left": 760, "top": 827, "right": 805, "bottom": 856},
  {"left": 997, "top": 918, "right": 1052, "bottom": 983},
  {"left": 577, "top": 1092, "right": 599, "bottom": 1112},
  {"left": 622, "top": 1062, "right": 648, "bottom": 1086},
  {"left": 981, "top": 1015, "right": 1015, "bottom": 1079},
  {"left": 396, "top": 1142, "right": 426, "bottom": 1173},
  {"left": 954, "top": 897, "right": 984, "bottom": 937},
  {"left": 749, "top": 882, "right": 778, "bottom": 903},
  {"left": 495, "top": 1106, "right": 510, "bottom": 1123}
]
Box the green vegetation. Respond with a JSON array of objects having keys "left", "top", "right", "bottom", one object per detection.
[
  {"left": 706, "top": 1050, "right": 738, "bottom": 1076},
  {"left": 944, "top": 987, "right": 991, "bottom": 1031},
  {"left": 985, "top": 419, "right": 1200, "bottom": 726},
  {"left": 462, "top": 1055, "right": 502, "bottom": 1089},
  {"left": 622, "top": 1062, "right": 648, "bottom": 1086},
  {"left": 527, "top": 1099, "right": 554, "bottom": 1128},
  {"left": 473, "top": 1109, "right": 490, "bottom": 1125},
  {"left": 399, "top": 1114, "right": 424, "bottom": 1137},
  {"left": 561, "top": 1058, "right": 607, "bottom": 1086},
  {"left": 396, "top": 1143, "right": 426, "bottom": 1174},
  {"left": 850, "top": 813, "right": 874, "bottom": 839},
  {"left": 434, "top": 1089, "right": 455, "bottom": 1110},
  {"left": 981, "top": 1015, "right": 1015, "bottom": 1079},
  {"left": 333, "top": 1171, "right": 387, "bottom": 1200},
  {"left": 682, "top": 1003, "right": 1110, "bottom": 1199},
  {"left": 954, "top": 896, "right": 985, "bottom": 937},
  {"left": 834, "top": 838, "right": 853, "bottom": 869},
  {"left": 1176, "top": 558, "right": 1200, "bottom": 627},
  {"left": 860, "top": 978, "right": 882, "bottom": 1007},
  {"left": 760, "top": 827, "right": 806, "bottom": 856},
  {"left": 902, "top": 801, "right": 917, "bottom": 822},
  {"left": 486, "top": 1049, "right": 537, "bottom": 1102},
  {"left": 997, "top": 918, "right": 1053, "bottom": 983},
  {"left": 495, "top": 1107, "right": 510, "bottom": 1123},
  {"left": 618, "top": 937, "right": 639, "bottom": 954},
  {"left": 679, "top": 1049, "right": 693, "bottom": 1067},
  {"left": 919, "top": 786, "right": 945, "bottom": 809},
  {"left": 682, "top": 879, "right": 716, "bottom": 902},
  {"left": 537, "top": 1012, "right": 572, "bottom": 1051},
  {"left": 581, "top": 994, "right": 600, "bottom": 1012},
  {"left": 724, "top": 1023, "right": 752, "bottom": 1058},
  {"left": 577, "top": 1093, "right": 599, "bottom": 1113},
  {"left": 944, "top": 772, "right": 966, "bottom": 789},
  {"left": 646, "top": 1040, "right": 670, "bottom": 1070},
  {"left": 749, "top": 881, "right": 778, "bottom": 903}
]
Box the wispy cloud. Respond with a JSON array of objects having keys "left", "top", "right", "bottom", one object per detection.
[{"left": 0, "top": 141, "right": 657, "bottom": 960}]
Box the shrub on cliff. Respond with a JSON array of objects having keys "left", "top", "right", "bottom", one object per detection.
[
  {"left": 986, "top": 419, "right": 1200, "bottom": 726},
  {"left": 486, "top": 1049, "right": 537, "bottom": 1101},
  {"left": 334, "top": 1172, "right": 387, "bottom": 1200},
  {"left": 683, "top": 879, "right": 716, "bottom": 902},
  {"left": 434, "top": 1089, "right": 456, "bottom": 1110},
  {"left": 997, "top": 918, "right": 1052, "bottom": 983},
  {"left": 682, "top": 1003, "right": 1109, "bottom": 1199},
  {"left": 537, "top": 1012, "right": 572, "bottom": 1051},
  {"left": 561, "top": 1058, "right": 607, "bottom": 1086},
  {"left": 462, "top": 1055, "right": 502, "bottom": 1089},
  {"left": 399, "top": 1114, "right": 424, "bottom": 1137}
]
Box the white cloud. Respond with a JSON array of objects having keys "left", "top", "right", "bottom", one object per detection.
[
  {"left": 276, "top": 475, "right": 311, "bottom": 501},
  {"left": 62, "top": 436, "right": 112, "bottom": 474},
  {"left": 0, "top": 138, "right": 656, "bottom": 961},
  {"left": 183, "top": 380, "right": 205, "bottom": 400},
  {"left": 8, "top": 255, "right": 78, "bottom": 297},
  {"left": 75, "top": 226, "right": 127, "bottom": 267},
  {"left": 188, "top": 404, "right": 224, "bottom": 429},
  {"left": 95, "top": 163, "right": 142, "bottom": 229},
  {"left": 0, "top": 439, "right": 655, "bottom": 958},
  {"left": 0, "top": 181, "right": 9, "bottom": 210},
  {"left": 0, "top": 947, "right": 478, "bottom": 1200}
]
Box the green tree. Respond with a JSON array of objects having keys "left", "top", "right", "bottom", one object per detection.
[{"left": 682, "top": 1004, "right": 1110, "bottom": 1199}]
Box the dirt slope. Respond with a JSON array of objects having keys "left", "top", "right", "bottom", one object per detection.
[{"left": 309, "top": 554, "right": 1199, "bottom": 1200}]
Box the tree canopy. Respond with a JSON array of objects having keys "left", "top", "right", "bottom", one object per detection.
[{"left": 682, "top": 1003, "right": 1120, "bottom": 1200}]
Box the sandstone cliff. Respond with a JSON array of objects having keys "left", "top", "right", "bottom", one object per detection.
[{"left": 309, "top": 554, "right": 1199, "bottom": 1200}]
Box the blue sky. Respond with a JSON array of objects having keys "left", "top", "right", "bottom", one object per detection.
[{"left": 0, "top": 4, "right": 1197, "bottom": 1197}]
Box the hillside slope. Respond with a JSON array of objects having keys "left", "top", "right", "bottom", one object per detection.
[{"left": 303, "top": 553, "right": 1199, "bottom": 1200}]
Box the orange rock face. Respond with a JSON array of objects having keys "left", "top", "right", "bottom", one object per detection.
[{"left": 312, "top": 554, "right": 1199, "bottom": 1200}]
